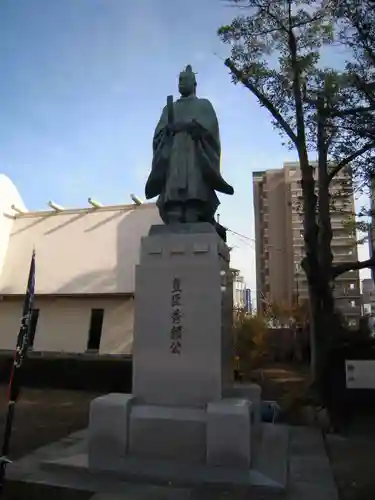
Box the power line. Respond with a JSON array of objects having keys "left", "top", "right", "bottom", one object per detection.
[
  {"left": 227, "top": 228, "right": 255, "bottom": 242},
  {"left": 226, "top": 227, "right": 291, "bottom": 254}
]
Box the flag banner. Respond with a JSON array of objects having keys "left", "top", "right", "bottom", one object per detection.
[
  {"left": 0, "top": 250, "right": 36, "bottom": 492},
  {"left": 8, "top": 249, "right": 36, "bottom": 401}
]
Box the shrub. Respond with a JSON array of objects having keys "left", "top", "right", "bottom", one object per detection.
[
  {"left": 233, "top": 312, "right": 268, "bottom": 376},
  {"left": 0, "top": 351, "right": 133, "bottom": 392}
]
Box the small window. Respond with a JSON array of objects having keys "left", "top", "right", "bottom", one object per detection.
[
  {"left": 87, "top": 309, "right": 104, "bottom": 352},
  {"left": 350, "top": 283, "right": 355, "bottom": 289},
  {"left": 350, "top": 301, "right": 356, "bottom": 308},
  {"left": 28, "top": 309, "right": 39, "bottom": 349}
]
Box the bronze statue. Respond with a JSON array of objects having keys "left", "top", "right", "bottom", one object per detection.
[{"left": 145, "top": 65, "right": 234, "bottom": 240}]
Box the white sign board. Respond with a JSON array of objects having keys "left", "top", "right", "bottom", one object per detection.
[{"left": 345, "top": 360, "right": 375, "bottom": 390}]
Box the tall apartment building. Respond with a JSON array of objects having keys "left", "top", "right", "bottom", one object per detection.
[{"left": 253, "top": 162, "right": 361, "bottom": 325}]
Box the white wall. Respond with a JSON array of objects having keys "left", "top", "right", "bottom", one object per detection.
[
  {"left": 0, "top": 296, "right": 134, "bottom": 354},
  {"left": 0, "top": 174, "right": 26, "bottom": 278},
  {"left": 0, "top": 203, "right": 162, "bottom": 295}
]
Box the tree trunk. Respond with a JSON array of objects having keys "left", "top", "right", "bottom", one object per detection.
[
  {"left": 317, "top": 97, "right": 335, "bottom": 319},
  {"left": 287, "top": 27, "right": 322, "bottom": 382},
  {"left": 310, "top": 98, "right": 338, "bottom": 403},
  {"left": 293, "top": 123, "right": 321, "bottom": 381}
]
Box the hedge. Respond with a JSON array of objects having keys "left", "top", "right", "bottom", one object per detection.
[{"left": 0, "top": 350, "right": 132, "bottom": 393}]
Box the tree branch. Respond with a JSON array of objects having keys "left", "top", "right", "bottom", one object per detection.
[
  {"left": 224, "top": 58, "right": 298, "bottom": 145},
  {"left": 331, "top": 105, "right": 375, "bottom": 117},
  {"left": 332, "top": 256, "right": 375, "bottom": 279},
  {"left": 353, "top": 18, "right": 375, "bottom": 66},
  {"left": 328, "top": 122, "right": 375, "bottom": 142},
  {"left": 327, "top": 140, "right": 375, "bottom": 184}
]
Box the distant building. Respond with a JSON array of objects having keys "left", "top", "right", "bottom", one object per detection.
[
  {"left": 0, "top": 174, "right": 162, "bottom": 354},
  {"left": 245, "top": 288, "right": 252, "bottom": 314},
  {"left": 231, "top": 269, "right": 247, "bottom": 311},
  {"left": 362, "top": 278, "right": 375, "bottom": 315},
  {"left": 253, "top": 162, "right": 361, "bottom": 326}
]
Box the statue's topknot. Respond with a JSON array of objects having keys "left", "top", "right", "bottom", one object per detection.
[{"left": 180, "top": 64, "right": 197, "bottom": 84}]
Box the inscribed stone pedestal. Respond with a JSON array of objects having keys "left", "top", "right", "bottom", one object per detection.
[{"left": 132, "top": 222, "right": 233, "bottom": 407}]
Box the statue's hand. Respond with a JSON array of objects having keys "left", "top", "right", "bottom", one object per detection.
[
  {"left": 168, "top": 122, "right": 186, "bottom": 134},
  {"left": 167, "top": 121, "right": 202, "bottom": 138},
  {"left": 186, "top": 120, "right": 202, "bottom": 140}
]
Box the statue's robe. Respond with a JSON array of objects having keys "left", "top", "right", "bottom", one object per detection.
[{"left": 145, "top": 95, "right": 233, "bottom": 222}]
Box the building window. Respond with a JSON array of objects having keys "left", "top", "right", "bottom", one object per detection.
[
  {"left": 28, "top": 309, "right": 39, "bottom": 349},
  {"left": 87, "top": 309, "right": 104, "bottom": 352}
]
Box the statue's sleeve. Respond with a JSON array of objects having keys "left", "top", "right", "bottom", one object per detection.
[
  {"left": 152, "top": 106, "right": 168, "bottom": 154},
  {"left": 195, "top": 99, "right": 233, "bottom": 195},
  {"left": 194, "top": 99, "right": 221, "bottom": 159},
  {"left": 145, "top": 106, "right": 170, "bottom": 200}
]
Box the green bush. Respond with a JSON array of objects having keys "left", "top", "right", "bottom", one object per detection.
[{"left": 233, "top": 312, "right": 268, "bottom": 376}]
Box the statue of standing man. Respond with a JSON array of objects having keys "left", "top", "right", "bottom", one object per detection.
[{"left": 145, "top": 65, "right": 234, "bottom": 240}]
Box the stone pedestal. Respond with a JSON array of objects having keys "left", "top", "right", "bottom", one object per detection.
[
  {"left": 206, "top": 399, "right": 252, "bottom": 468},
  {"left": 88, "top": 393, "right": 134, "bottom": 470},
  {"left": 87, "top": 223, "right": 268, "bottom": 484},
  {"left": 128, "top": 405, "right": 207, "bottom": 463},
  {"left": 132, "top": 223, "right": 233, "bottom": 407}
]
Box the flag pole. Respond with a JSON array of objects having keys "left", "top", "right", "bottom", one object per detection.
[{"left": 0, "top": 249, "right": 36, "bottom": 494}]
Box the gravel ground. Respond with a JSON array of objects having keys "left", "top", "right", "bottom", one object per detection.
[{"left": 0, "top": 386, "right": 101, "bottom": 460}]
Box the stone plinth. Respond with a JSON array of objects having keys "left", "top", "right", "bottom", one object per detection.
[
  {"left": 89, "top": 394, "right": 253, "bottom": 471},
  {"left": 128, "top": 405, "right": 206, "bottom": 463},
  {"left": 88, "top": 393, "right": 134, "bottom": 470},
  {"left": 132, "top": 223, "right": 233, "bottom": 407},
  {"left": 206, "top": 399, "right": 252, "bottom": 468},
  {"left": 86, "top": 223, "right": 271, "bottom": 486}
]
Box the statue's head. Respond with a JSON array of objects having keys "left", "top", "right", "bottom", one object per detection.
[{"left": 178, "top": 65, "right": 197, "bottom": 97}]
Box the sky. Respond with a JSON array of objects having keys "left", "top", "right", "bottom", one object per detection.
[{"left": 0, "top": 0, "right": 370, "bottom": 303}]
